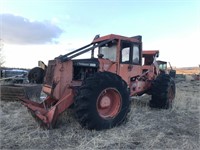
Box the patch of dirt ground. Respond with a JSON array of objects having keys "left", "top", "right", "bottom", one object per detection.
[{"left": 0, "top": 79, "right": 199, "bottom": 150}]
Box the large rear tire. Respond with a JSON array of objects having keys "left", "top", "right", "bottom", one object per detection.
[
  {"left": 149, "top": 74, "right": 176, "bottom": 109},
  {"left": 74, "top": 72, "right": 130, "bottom": 130}
]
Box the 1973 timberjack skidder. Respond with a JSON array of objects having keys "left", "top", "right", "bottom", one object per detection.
[{"left": 20, "top": 34, "right": 176, "bottom": 130}]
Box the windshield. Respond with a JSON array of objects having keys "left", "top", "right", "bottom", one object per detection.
[
  {"left": 99, "top": 44, "right": 117, "bottom": 61},
  {"left": 159, "top": 63, "right": 167, "bottom": 70}
]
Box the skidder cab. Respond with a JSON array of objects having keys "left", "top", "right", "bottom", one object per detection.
[{"left": 21, "top": 34, "right": 175, "bottom": 130}]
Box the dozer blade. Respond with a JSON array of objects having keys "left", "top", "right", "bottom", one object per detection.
[
  {"left": 19, "top": 91, "right": 74, "bottom": 129},
  {"left": 20, "top": 97, "right": 58, "bottom": 129}
]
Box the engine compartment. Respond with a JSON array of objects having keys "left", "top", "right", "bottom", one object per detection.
[{"left": 73, "top": 59, "right": 99, "bottom": 80}]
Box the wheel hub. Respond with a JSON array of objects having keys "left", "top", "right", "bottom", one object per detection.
[
  {"left": 97, "top": 88, "right": 122, "bottom": 118},
  {"left": 99, "top": 96, "right": 111, "bottom": 108}
]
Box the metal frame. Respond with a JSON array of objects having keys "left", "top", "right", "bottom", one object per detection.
[{"left": 59, "top": 39, "right": 114, "bottom": 62}]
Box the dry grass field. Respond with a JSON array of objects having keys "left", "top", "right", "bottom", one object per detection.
[
  {"left": 175, "top": 67, "right": 200, "bottom": 75},
  {"left": 0, "top": 76, "right": 199, "bottom": 150}
]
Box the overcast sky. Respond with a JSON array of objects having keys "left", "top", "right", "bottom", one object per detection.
[{"left": 0, "top": 0, "right": 200, "bottom": 68}]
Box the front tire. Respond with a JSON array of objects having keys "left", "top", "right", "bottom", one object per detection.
[
  {"left": 74, "top": 72, "right": 130, "bottom": 130},
  {"left": 149, "top": 74, "right": 176, "bottom": 109}
]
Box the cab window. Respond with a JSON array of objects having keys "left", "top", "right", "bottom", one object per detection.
[
  {"left": 121, "top": 42, "right": 131, "bottom": 63},
  {"left": 99, "top": 44, "right": 117, "bottom": 61},
  {"left": 121, "top": 47, "right": 130, "bottom": 63},
  {"left": 132, "top": 45, "right": 140, "bottom": 64}
]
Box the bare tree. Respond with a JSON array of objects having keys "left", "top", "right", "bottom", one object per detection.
[{"left": 0, "top": 39, "right": 5, "bottom": 66}]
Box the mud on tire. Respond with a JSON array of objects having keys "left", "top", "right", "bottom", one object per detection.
[
  {"left": 74, "top": 72, "right": 130, "bottom": 130},
  {"left": 149, "top": 73, "right": 176, "bottom": 109}
]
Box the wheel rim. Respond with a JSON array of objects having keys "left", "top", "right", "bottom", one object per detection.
[{"left": 97, "top": 88, "right": 122, "bottom": 118}]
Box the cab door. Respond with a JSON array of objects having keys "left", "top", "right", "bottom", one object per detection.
[{"left": 119, "top": 40, "right": 142, "bottom": 84}]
